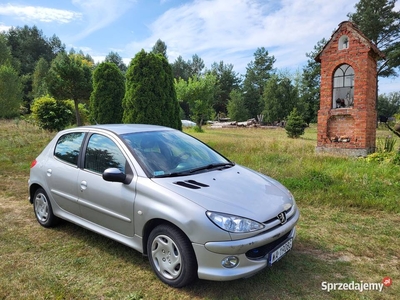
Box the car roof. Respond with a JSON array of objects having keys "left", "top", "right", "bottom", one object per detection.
[{"left": 76, "top": 124, "right": 174, "bottom": 135}]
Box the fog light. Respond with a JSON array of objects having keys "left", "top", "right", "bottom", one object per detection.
[{"left": 221, "top": 256, "right": 239, "bottom": 268}]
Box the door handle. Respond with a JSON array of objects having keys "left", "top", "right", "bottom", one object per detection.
[{"left": 80, "top": 181, "right": 87, "bottom": 191}]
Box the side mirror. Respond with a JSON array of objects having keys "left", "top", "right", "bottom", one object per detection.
[{"left": 102, "top": 168, "right": 128, "bottom": 183}]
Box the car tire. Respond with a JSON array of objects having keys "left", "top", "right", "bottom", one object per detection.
[
  {"left": 33, "top": 188, "right": 59, "bottom": 228},
  {"left": 147, "top": 224, "right": 198, "bottom": 288}
]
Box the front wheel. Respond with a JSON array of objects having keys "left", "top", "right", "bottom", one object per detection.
[
  {"left": 147, "top": 224, "right": 198, "bottom": 288},
  {"left": 33, "top": 188, "right": 59, "bottom": 228}
]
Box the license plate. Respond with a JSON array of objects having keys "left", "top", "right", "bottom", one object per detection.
[{"left": 268, "top": 238, "right": 293, "bottom": 266}]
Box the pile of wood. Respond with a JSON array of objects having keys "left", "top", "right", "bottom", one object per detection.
[{"left": 210, "top": 118, "right": 259, "bottom": 128}]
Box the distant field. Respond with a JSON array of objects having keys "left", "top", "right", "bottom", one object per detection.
[{"left": 1, "top": 120, "right": 398, "bottom": 299}]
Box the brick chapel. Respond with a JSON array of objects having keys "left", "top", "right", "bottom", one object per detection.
[{"left": 315, "top": 21, "right": 385, "bottom": 157}]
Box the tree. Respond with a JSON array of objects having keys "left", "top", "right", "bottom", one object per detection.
[
  {"left": 151, "top": 39, "right": 168, "bottom": 58},
  {"left": 5, "top": 26, "right": 65, "bottom": 106},
  {"left": 171, "top": 55, "right": 191, "bottom": 81},
  {"left": 90, "top": 62, "right": 125, "bottom": 124},
  {"left": 105, "top": 51, "right": 127, "bottom": 73},
  {"left": 123, "top": 50, "right": 181, "bottom": 130},
  {"left": 209, "top": 61, "right": 241, "bottom": 115},
  {"left": 32, "top": 58, "right": 50, "bottom": 99},
  {"left": 377, "top": 92, "right": 400, "bottom": 117},
  {"left": 227, "top": 89, "right": 249, "bottom": 122},
  {"left": 6, "top": 25, "right": 64, "bottom": 75},
  {"left": 175, "top": 74, "right": 217, "bottom": 131},
  {"left": 47, "top": 52, "right": 93, "bottom": 126},
  {"left": 285, "top": 108, "right": 305, "bottom": 138},
  {"left": 298, "top": 38, "right": 327, "bottom": 124},
  {"left": 0, "top": 65, "right": 23, "bottom": 118},
  {"left": 170, "top": 54, "right": 205, "bottom": 81},
  {"left": 262, "top": 74, "right": 298, "bottom": 124},
  {"left": 348, "top": 0, "right": 400, "bottom": 78},
  {"left": 0, "top": 34, "right": 12, "bottom": 66},
  {"left": 243, "top": 47, "right": 276, "bottom": 118},
  {"left": 188, "top": 54, "right": 205, "bottom": 77}
]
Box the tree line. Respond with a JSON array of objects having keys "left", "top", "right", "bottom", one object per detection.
[{"left": 0, "top": 0, "right": 399, "bottom": 130}]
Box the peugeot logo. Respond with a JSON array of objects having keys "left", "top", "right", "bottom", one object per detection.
[{"left": 277, "top": 212, "right": 287, "bottom": 224}]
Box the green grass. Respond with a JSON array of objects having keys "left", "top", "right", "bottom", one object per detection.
[{"left": 1, "top": 120, "right": 399, "bottom": 299}]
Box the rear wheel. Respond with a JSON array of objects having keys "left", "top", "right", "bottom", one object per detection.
[
  {"left": 33, "top": 188, "right": 59, "bottom": 228},
  {"left": 147, "top": 224, "right": 198, "bottom": 287}
]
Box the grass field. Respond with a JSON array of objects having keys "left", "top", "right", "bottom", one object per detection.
[{"left": 0, "top": 119, "right": 399, "bottom": 299}]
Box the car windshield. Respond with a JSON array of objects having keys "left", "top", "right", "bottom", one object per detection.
[{"left": 121, "top": 130, "right": 233, "bottom": 177}]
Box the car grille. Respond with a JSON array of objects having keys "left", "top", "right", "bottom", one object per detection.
[
  {"left": 262, "top": 205, "right": 296, "bottom": 232},
  {"left": 244, "top": 205, "right": 296, "bottom": 260}
]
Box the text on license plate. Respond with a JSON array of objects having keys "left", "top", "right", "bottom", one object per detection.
[{"left": 268, "top": 238, "right": 293, "bottom": 266}]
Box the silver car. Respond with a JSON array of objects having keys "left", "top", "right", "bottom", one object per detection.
[{"left": 29, "top": 124, "right": 299, "bottom": 287}]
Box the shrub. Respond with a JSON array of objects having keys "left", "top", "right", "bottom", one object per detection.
[
  {"left": 285, "top": 108, "right": 305, "bottom": 138},
  {"left": 365, "top": 151, "right": 395, "bottom": 163},
  {"left": 393, "top": 152, "right": 400, "bottom": 165},
  {"left": 31, "top": 96, "right": 73, "bottom": 131}
]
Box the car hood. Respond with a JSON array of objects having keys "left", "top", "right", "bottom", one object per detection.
[{"left": 151, "top": 165, "right": 294, "bottom": 222}]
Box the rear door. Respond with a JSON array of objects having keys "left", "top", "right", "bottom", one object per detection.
[
  {"left": 46, "top": 131, "right": 86, "bottom": 216},
  {"left": 77, "top": 132, "right": 136, "bottom": 237}
]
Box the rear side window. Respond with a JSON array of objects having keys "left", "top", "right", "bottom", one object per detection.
[{"left": 54, "top": 132, "right": 85, "bottom": 166}]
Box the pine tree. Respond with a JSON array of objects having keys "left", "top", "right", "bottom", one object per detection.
[
  {"left": 348, "top": 0, "right": 400, "bottom": 78},
  {"left": 285, "top": 108, "right": 305, "bottom": 138}
]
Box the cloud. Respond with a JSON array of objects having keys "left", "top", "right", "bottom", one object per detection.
[
  {"left": 125, "top": 0, "right": 358, "bottom": 73},
  {"left": 0, "top": 3, "right": 81, "bottom": 23},
  {"left": 0, "top": 23, "right": 11, "bottom": 32},
  {"left": 70, "top": 0, "right": 137, "bottom": 41}
]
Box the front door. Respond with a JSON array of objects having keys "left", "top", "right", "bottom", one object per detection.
[{"left": 78, "top": 133, "right": 136, "bottom": 237}]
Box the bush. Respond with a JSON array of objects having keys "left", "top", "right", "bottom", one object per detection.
[
  {"left": 393, "top": 152, "right": 400, "bottom": 165},
  {"left": 31, "top": 96, "right": 73, "bottom": 131},
  {"left": 365, "top": 151, "right": 395, "bottom": 163},
  {"left": 285, "top": 108, "right": 305, "bottom": 138},
  {"left": 366, "top": 135, "right": 400, "bottom": 165}
]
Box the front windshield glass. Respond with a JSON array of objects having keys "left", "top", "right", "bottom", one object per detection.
[{"left": 121, "top": 130, "right": 231, "bottom": 177}]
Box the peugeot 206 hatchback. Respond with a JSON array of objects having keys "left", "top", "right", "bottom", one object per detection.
[{"left": 29, "top": 124, "right": 299, "bottom": 287}]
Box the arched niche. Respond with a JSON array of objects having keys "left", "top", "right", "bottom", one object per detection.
[{"left": 332, "top": 64, "right": 354, "bottom": 109}]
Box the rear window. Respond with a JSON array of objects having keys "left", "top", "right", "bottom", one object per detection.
[{"left": 54, "top": 132, "right": 85, "bottom": 166}]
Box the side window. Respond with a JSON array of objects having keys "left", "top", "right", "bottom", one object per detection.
[
  {"left": 84, "top": 134, "right": 126, "bottom": 174},
  {"left": 54, "top": 132, "right": 85, "bottom": 166}
]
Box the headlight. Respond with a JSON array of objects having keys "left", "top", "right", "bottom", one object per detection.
[{"left": 206, "top": 211, "right": 264, "bottom": 233}]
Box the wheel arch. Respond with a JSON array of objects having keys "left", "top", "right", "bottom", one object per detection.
[
  {"left": 141, "top": 219, "right": 194, "bottom": 259},
  {"left": 29, "top": 183, "right": 43, "bottom": 204}
]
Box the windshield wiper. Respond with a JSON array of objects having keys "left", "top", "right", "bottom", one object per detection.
[
  {"left": 153, "top": 162, "right": 235, "bottom": 178},
  {"left": 153, "top": 171, "right": 190, "bottom": 178},
  {"left": 188, "top": 162, "right": 235, "bottom": 174}
]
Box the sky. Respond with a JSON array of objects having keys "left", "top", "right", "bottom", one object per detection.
[{"left": 0, "top": 0, "right": 399, "bottom": 94}]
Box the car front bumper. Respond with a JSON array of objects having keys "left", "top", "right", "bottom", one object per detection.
[{"left": 193, "top": 208, "right": 299, "bottom": 281}]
